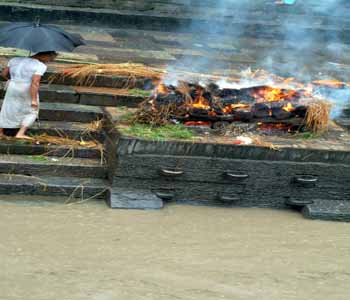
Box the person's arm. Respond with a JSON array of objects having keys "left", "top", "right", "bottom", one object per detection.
[
  {"left": 1, "top": 67, "right": 10, "bottom": 80},
  {"left": 30, "top": 75, "right": 41, "bottom": 109}
]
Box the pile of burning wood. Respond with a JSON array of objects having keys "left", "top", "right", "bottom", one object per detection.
[{"left": 134, "top": 80, "right": 331, "bottom": 134}]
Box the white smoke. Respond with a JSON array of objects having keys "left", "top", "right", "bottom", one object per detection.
[{"left": 166, "top": 0, "right": 350, "bottom": 118}]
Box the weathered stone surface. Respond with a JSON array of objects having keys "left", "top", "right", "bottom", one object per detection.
[
  {"left": 109, "top": 132, "right": 350, "bottom": 216},
  {"left": 0, "top": 174, "right": 108, "bottom": 199},
  {"left": 108, "top": 188, "right": 163, "bottom": 209},
  {"left": 0, "top": 154, "right": 107, "bottom": 178},
  {"left": 28, "top": 120, "right": 104, "bottom": 142},
  {"left": 116, "top": 137, "right": 350, "bottom": 164},
  {"left": 38, "top": 84, "right": 79, "bottom": 103},
  {"left": 302, "top": 200, "right": 350, "bottom": 222},
  {"left": 3, "top": 1, "right": 350, "bottom": 39},
  {"left": 38, "top": 102, "right": 104, "bottom": 123},
  {"left": 115, "top": 154, "right": 350, "bottom": 186},
  {"left": 1, "top": 83, "right": 145, "bottom": 107},
  {"left": 0, "top": 140, "right": 102, "bottom": 158},
  {"left": 79, "top": 93, "right": 143, "bottom": 107}
]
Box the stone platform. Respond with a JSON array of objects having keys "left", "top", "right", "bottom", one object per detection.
[{"left": 97, "top": 100, "right": 350, "bottom": 222}]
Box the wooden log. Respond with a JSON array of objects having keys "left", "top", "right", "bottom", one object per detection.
[
  {"left": 251, "top": 103, "right": 271, "bottom": 118},
  {"left": 271, "top": 107, "right": 293, "bottom": 120}
]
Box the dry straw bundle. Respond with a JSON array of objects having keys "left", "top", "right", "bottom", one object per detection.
[
  {"left": 304, "top": 100, "right": 332, "bottom": 133},
  {"left": 32, "top": 133, "right": 99, "bottom": 148},
  {"left": 133, "top": 101, "right": 178, "bottom": 126},
  {"left": 56, "top": 63, "right": 166, "bottom": 86}
]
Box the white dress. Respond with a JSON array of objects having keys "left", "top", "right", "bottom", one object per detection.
[{"left": 0, "top": 57, "right": 47, "bottom": 128}]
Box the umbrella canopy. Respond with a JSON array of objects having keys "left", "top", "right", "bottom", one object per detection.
[{"left": 0, "top": 21, "right": 85, "bottom": 53}]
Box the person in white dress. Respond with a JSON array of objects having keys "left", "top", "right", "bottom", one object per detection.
[{"left": 0, "top": 51, "right": 57, "bottom": 139}]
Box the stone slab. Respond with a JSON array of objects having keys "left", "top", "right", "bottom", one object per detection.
[
  {"left": 116, "top": 137, "right": 350, "bottom": 165},
  {"left": 0, "top": 140, "right": 102, "bottom": 158},
  {"left": 29, "top": 120, "right": 105, "bottom": 142},
  {"left": 79, "top": 93, "right": 144, "bottom": 107},
  {"left": 0, "top": 153, "right": 107, "bottom": 178},
  {"left": 108, "top": 188, "right": 163, "bottom": 209},
  {"left": 38, "top": 102, "right": 104, "bottom": 123},
  {"left": 302, "top": 200, "right": 350, "bottom": 222},
  {"left": 39, "top": 84, "right": 79, "bottom": 104},
  {"left": 0, "top": 174, "right": 109, "bottom": 199}
]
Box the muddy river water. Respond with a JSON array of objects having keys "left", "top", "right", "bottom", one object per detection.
[{"left": 0, "top": 197, "right": 349, "bottom": 300}]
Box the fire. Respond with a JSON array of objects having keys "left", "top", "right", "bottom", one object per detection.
[
  {"left": 223, "top": 103, "right": 250, "bottom": 114},
  {"left": 258, "top": 123, "right": 293, "bottom": 132},
  {"left": 184, "top": 121, "right": 211, "bottom": 127},
  {"left": 282, "top": 102, "right": 295, "bottom": 112},
  {"left": 251, "top": 87, "right": 298, "bottom": 103},
  {"left": 192, "top": 89, "right": 210, "bottom": 110},
  {"left": 312, "top": 79, "right": 346, "bottom": 88},
  {"left": 156, "top": 83, "right": 169, "bottom": 95}
]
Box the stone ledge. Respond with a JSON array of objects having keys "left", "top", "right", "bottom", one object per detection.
[
  {"left": 108, "top": 188, "right": 163, "bottom": 209},
  {"left": 303, "top": 200, "right": 350, "bottom": 222}
]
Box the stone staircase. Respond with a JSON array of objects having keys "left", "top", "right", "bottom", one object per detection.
[{"left": 0, "top": 74, "right": 146, "bottom": 203}]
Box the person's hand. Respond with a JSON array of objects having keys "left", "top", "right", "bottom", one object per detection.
[{"left": 31, "top": 99, "right": 39, "bottom": 110}]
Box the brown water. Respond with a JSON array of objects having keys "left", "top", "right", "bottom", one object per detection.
[{"left": 0, "top": 196, "right": 349, "bottom": 300}]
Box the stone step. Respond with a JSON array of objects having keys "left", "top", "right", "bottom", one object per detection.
[
  {"left": 0, "top": 174, "right": 109, "bottom": 200},
  {"left": 27, "top": 120, "right": 104, "bottom": 142},
  {"left": 0, "top": 100, "right": 103, "bottom": 123},
  {"left": 1, "top": 2, "right": 350, "bottom": 35},
  {"left": 0, "top": 139, "right": 103, "bottom": 159},
  {"left": 39, "top": 102, "right": 104, "bottom": 123},
  {"left": 0, "top": 154, "right": 107, "bottom": 178},
  {"left": 335, "top": 118, "right": 350, "bottom": 130},
  {"left": 42, "top": 71, "right": 152, "bottom": 90},
  {"left": 73, "top": 86, "right": 148, "bottom": 107},
  {"left": 0, "top": 83, "right": 148, "bottom": 107},
  {"left": 0, "top": 100, "right": 104, "bottom": 123},
  {"left": 302, "top": 200, "right": 350, "bottom": 222},
  {"left": 0, "top": 194, "right": 105, "bottom": 206}
]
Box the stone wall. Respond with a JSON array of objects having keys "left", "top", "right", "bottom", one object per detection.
[{"left": 0, "top": 0, "right": 166, "bottom": 9}]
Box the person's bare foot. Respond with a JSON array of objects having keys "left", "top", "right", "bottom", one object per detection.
[{"left": 15, "top": 135, "right": 33, "bottom": 140}]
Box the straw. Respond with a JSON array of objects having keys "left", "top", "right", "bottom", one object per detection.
[
  {"left": 304, "top": 100, "right": 332, "bottom": 133},
  {"left": 52, "top": 63, "right": 166, "bottom": 87}
]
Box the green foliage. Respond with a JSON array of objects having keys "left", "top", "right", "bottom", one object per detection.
[
  {"left": 127, "top": 89, "right": 152, "bottom": 97},
  {"left": 119, "top": 112, "right": 135, "bottom": 122},
  {"left": 26, "top": 155, "right": 49, "bottom": 162},
  {"left": 293, "top": 132, "right": 318, "bottom": 139},
  {"left": 119, "top": 124, "right": 194, "bottom": 141}
]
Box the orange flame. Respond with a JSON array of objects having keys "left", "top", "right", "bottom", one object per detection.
[
  {"left": 282, "top": 102, "right": 295, "bottom": 112},
  {"left": 223, "top": 103, "right": 250, "bottom": 114},
  {"left": 192, "top": 89, "right": 210, "bottom": 110},
  {"left": 184, "top": 121, "right": 211, "bottom": 127},
  {"left": 156, "top": 83, "right": 169, "bottom": 95},
  {"left": 258, "top": 123, "right": 293, "bottom": 131},
  {"left": 251, "top": 87, "right": 298, "bottom": 103}
]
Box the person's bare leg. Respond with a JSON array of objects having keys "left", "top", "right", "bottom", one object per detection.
[{"left": 15, "top": 126, "right": 32, "bottom": 139}]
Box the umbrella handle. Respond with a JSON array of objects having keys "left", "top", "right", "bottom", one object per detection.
[{"left": 34, "top": 16, "right": 40, "bottom": 27}]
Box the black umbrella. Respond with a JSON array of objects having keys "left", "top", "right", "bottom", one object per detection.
[{"left": 0, "top": 20, "right": 85, "bottom": 53}]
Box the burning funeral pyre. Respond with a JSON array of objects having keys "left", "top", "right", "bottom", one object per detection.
[{"left": 135, "top": 80, "right": 332, "bottom": 134}]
